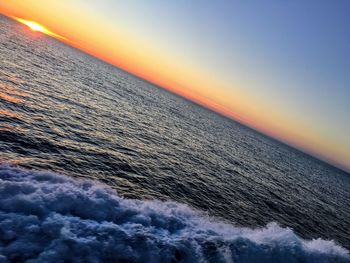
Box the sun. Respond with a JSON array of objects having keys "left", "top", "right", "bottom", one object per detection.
[
  {"left": 12, "top": 17, "right": 67, "bottom": 41},
  {"left": 23, "top": 20, "right": 46, "bottom": 33}
]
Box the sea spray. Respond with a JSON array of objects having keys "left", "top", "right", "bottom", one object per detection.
[{"left": 0, "top": 164, "right": 348, "bottom": 263}]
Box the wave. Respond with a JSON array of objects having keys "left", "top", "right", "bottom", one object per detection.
[{"left": 0, "top": 164, "right": 348, "bottom": 263}]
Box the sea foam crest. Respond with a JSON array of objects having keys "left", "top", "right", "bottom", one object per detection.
[{"left": 0, "top": 164, "right": 348, "bottom": 263}]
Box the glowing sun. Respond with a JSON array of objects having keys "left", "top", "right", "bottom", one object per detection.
[
  {"left": 13, "top": 17, "right": 67, "bottom": 40},
  {"left": 22, "top": 20, "right": 46, "bottom": 32}
]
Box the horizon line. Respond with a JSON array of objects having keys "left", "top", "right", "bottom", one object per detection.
[{"left": 3, "top": 13, "right": 350, "bottom": 174}]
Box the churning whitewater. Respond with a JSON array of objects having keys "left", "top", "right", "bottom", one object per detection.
[{"left": 0, "top": 164, "right": 348, "bottom": 263}]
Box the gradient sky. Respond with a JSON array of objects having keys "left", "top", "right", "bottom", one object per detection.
[{"left": 1, "top": 1, "right": 349, "bottom": 172}]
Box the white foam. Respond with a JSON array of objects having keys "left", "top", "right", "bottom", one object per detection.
[{"left": 0, "top": 164, "right": 348, "bottom": 262}]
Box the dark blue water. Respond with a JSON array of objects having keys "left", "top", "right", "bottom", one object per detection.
[{"left": 0, "top": 15, "right": 349, "bottom": 262}]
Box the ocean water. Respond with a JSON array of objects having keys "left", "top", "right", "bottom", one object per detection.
[{"left": 0, "top": 15, "right": 349, "bottom": 262}]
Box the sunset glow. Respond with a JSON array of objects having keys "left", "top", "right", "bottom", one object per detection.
[
  {"left": 13, "top": 17, "right": 67, "bottom": 40},
  {"left": 0, "top": 1, "right": 349, "bottom": 172}
]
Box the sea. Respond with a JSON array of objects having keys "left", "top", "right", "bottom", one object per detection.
[{"left": 0, "top": 15, "right": 349, "bottom": 262}]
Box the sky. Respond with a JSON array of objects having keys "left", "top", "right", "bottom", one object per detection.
[{"left": 0, "top": 1, "right": 349, "bottom": 172}]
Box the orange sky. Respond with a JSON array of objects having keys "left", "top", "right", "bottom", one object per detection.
[{"left": 0, "top": 1, "right": 349, "bottom": 172}]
